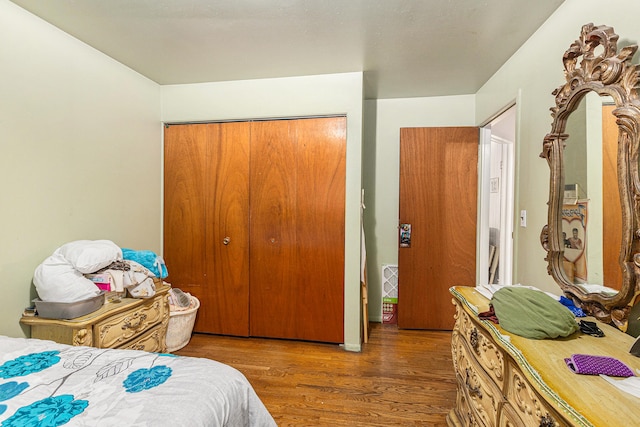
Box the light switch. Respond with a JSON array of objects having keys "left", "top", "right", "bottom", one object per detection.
[{"left": 520, "top": 210, "right": 527, "bottom": 227}]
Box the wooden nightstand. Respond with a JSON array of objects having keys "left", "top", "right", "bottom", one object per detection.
[{"left": 21, "top": 284, "right": 170, "bottom": 352}]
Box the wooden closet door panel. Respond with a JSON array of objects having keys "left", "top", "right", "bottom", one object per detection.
[
  {"left": 398, "top": 127, "right": 478, "bottom": 330},
  {"left": 294, "top": 117, "right": 346, "bottom": 343},
  {"left": 164, "top": 124, "right": 210, "bottom": 290},
  {"left": 202, "top": 122, "right": 251, "bottom": 335},
  {"left": 249, "top": 120, "right": 298, "bottom": 339},
  {"left": 164, "top": 123, "right": 250, "bottom": 336},
  {"left": 249, "top": 118, "right": 346, "bottom": 342}
]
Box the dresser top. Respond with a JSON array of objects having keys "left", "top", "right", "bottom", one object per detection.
[
  {"left": 21, "top": 284, "right": 170, "bottom": 328},
  {"left": 451, "top": 286, "right": 640, "bottom": 427}
]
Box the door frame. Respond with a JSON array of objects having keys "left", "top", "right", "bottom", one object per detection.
[{"left": 477, "top": 105, "right": 516, "bottom": 286}]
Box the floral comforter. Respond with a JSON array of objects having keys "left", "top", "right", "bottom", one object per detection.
[{"left": 0, "top": 336, "right": 276, "bottom": 426}]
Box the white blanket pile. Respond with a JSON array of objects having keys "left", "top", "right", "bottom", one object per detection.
[{"left": 33, "top": 240, "right": 156, "bottom": 302}]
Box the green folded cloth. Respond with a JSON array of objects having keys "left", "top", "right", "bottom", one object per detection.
[{"left": 491, "top": 287, "right": 579, "bottom": 339}]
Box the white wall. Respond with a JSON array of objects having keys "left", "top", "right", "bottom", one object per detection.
[
  {"left": 161, "top": 73, "right": 364, "bottom": 351},
  {"left": 0, "top": 0, "right": 161, "bottom": 337},
  {"left": 476, "top": 0, "right": 640, "bottom": 293},
  {"left": 363, "top": 96, "right": 476, "bottom": 321}
]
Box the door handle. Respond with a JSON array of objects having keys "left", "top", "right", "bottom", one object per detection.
[{"left": 223, "top": 237, "right": 231, "bottom": 245}]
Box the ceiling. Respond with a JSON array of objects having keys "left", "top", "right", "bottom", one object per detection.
[{"left": 10, "top": 0, "right": 565, "bottom": 99}]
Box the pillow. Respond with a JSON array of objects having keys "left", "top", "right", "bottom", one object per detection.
[
  {"left": 34, "top": 253, "right": 102, "bottom": 302},
  {"left": 56, "top": 240, "right": 122, "bottom": 274},
  {"left": 491, "top": 286, "right": 579, "bottom": 339}
]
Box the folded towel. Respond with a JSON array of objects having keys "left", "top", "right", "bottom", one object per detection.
[
  {"left": 565, "top": 354, "right": 635, "bottom": 377},
  {"left": 122, "top": 248, "right": 168, "bottom": 278}
]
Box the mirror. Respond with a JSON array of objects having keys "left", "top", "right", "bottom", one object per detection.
[
  {"left": 540, "top": 23, "right": 640, "bottom": 330},
  {"left": 562, "top": 93, "right": 620, "bottom": 290}
]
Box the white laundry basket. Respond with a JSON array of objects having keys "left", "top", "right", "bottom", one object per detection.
[{"left": 166, "top": 295, "right": 200, "bottom": 352}]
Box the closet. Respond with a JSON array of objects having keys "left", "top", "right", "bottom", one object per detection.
[{"left": 163, "top": 117, "right": 346, "bottom": 343}]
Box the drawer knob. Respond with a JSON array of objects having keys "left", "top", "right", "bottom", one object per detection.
[
  {"left": 539, "top": 414, "right": 555, "bottom": 427},
  {"left": 122, "top": 313, "right": 148, "bottom": 331},
  {"left": 470, "top": 328, "right": 479, "bottom": 352},
  {"left": 465, "top": 368, "right": 483, "bottom": 398}
]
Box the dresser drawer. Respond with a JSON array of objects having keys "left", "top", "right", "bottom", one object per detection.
[
  {"left": 453, "top": 332, "right": 504, "bottom": 427},
  {"left": 94, "top": 296, "right": 167, "bottom": 348},
  {"left": 499, "top": 402, "right": 526, "bottom": 427},
  {"left": 117, "top": 323, "right": 167, "bottom": 352},
  {"left": 454, "top": 300, "right": 507, "bottom": 390},
  {"left": 505, "top": 362, "right": 570, "bottom": 427},
  {"left": 449, "top": 383, "right": 484, "bottom": 427}
]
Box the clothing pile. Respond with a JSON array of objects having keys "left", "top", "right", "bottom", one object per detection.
[
  {"left": 479, "top": 286, "right": 580, "bottom": 339},
  {"left": 33, "top": 240, "right": 167, "bottom": 303}
]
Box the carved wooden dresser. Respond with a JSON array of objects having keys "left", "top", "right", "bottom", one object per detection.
[
  {"left": 20, "top": 284, "right": 170, "bottom": 352},
  {"left": 448, "top": 286, "right": 640, "bottom": 427}
]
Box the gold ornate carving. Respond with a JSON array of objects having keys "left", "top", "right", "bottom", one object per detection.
[
  {"left": 72, "top": 328, "right": 91, "bottom": 346},
  {"left": 97, "top": 296, "right": 165, "bottom": 348},
  {"left": 541, "top": 23, "right": 640, "bottom": 329},
  {"left": 458, "top": 308, "right": 505, "bottom": 386},
  {"left": 451, "top": 307, "right": 502, "bottom": 426},
  {"left": 509, "top": 367, "right": 559, "bottom": 427}
]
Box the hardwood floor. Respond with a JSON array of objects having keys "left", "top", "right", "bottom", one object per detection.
[{"left": 175, "top": 322, "right": 457, "bottom": 426}]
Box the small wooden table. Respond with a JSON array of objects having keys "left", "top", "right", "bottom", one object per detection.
[{"left": 21, "top": 284, "right": 170, "bottom": 352}]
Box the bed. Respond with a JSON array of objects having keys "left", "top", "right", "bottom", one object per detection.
[{"left": 0, "top": 335, "right": 276, "bottom": 426}]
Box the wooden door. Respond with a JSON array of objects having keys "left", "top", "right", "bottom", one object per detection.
[
  {"left": 398, "top": 127, "right": 478, "bottom": 330},
  {"left": 164, "top": 122, "right": 251, "bottom": 336},
  {"left": 249, "top": 117, "right": 346, "bottom": 343}
]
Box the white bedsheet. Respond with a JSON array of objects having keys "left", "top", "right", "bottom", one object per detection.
[{"left": 0, "top": 336, "right": 276, "bottom": 426}]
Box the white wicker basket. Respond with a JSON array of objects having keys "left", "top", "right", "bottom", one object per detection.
[{"left": 166, "top": 295, "right": 200, "bottom": 352}]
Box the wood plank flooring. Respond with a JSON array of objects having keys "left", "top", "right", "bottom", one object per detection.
[{"left": 175, "top": 322, "right": 456, "bottom": 426}]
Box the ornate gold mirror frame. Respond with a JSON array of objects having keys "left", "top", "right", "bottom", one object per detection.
[{"left": 541, "top": 23, "right": 640, "bottom": 329}]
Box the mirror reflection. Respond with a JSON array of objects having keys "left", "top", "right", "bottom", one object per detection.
[{"left": 562, "top": 93, "right": 620, "bottom": 293}]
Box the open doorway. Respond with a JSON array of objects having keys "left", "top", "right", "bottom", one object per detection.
[{"left": 478, "top": 105, "right": 516, "bottom": 285}]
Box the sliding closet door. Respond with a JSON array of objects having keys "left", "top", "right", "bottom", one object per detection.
[
  {"left": 164, "top": 123, "right": 251, "bottom": 336},
  {"left": 249, "top": 117, "right": 346, "bottom": 343}
]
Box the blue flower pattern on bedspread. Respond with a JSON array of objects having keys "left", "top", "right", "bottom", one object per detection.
[
  {"left": 0, "top": 351, "right": 86, "bottom": 426},
  {"left": 1, "top": 394, "right": 88, "bottom": 427},
  {"left": 0, "top": 352, "right": 60, "bottom": 379},
  {"left": 0, "top": 359, "right": 172, "bottom": 425},
  {"left": 0, "top": 336, "right": 276, "bottom": 427},
  {"left": 0, "top": 382, "right": 30, "bottom": 416},
  {"left": 123, "top": 365, "right": 172, "bottom": 393}
]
